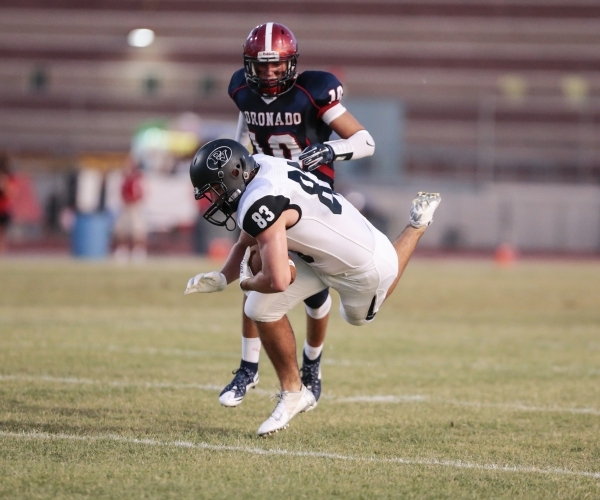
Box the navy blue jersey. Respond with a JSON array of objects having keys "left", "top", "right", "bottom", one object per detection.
[{"left": 229, "top": 69, "right": 344, "bottom": 185}]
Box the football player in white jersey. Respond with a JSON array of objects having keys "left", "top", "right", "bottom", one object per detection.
[{"left": 185, "top": 139, "right": 441, "bottom": 436}]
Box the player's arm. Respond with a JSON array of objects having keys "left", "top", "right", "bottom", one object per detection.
[
  {"left": 299, "top": 111, "right": 375, "bottom": 171},
  {"left": 219, "top": 230, "right": 256, "bottom": 283},
  {"left": 184, "top": 231, "right": 255, "bottom": 294},
  {"left": 239, "top": 210, "right": 297, "bottom": 294},
  {"left": 234, "top": 112, "right": 251, "bottom": 149}
]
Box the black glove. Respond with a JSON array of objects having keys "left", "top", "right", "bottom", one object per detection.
[{"left": 299, "top": 143, "right": 335, "bottom": 171}]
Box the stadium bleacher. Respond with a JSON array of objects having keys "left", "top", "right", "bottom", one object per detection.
[{"left": 1, "top": 0, "right": 599, "bottom": 182}]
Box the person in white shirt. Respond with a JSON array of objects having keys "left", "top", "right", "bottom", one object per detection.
[{"left": 185, "top": 139, "right": 441, "bottom": 436}]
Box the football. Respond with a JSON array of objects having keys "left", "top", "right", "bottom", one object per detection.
[
  {"left": 247, "top": 246, "right": 262, "bottom": 275},
  {"left": 247, "top": 246, "right": 296, "bottom": 284},
  {"left": 288, "top": 257, "right": 296, "bottom": 284}
]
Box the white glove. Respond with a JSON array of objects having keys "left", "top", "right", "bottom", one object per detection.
[
  {"left": 239, "top": 247, "right": 254, "bottom": 295},
  {"left": 184, "top": 271, "right": 227, "bottom": 294}
]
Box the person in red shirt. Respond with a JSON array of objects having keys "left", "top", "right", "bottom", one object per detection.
[
  {"left": 113, "top": 160, "right": 147, "bottom": 263},
  {"left": 0, "top": 153, "right": 16, "bottom": 255}
]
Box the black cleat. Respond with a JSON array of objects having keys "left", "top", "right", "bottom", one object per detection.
[
  {"left": 300, "top": 353, "right": 322, "bottom": 403},
  {"left": 219, "top": 367, "right": 259, "bottom": 407}
]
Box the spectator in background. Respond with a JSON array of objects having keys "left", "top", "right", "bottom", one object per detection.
[
  {"left": 0, "top": 153, "right": 16, "bottom": 255},
  {"left": 113, "top": 160, "right": 147, "bottom": 263}
]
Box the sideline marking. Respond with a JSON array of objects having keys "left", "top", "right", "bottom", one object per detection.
[
  {"left": 1, "top": 374, "right": 599, "bottom": 415},
  {"left": 1, "top": 430, "right": 598, "bottom": 479}
]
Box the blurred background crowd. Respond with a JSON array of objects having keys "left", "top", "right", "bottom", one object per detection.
[{"left": 1, "top": 0, "right": 599, "bottom": 260}]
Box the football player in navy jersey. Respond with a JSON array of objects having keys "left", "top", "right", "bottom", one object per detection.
[{"left": 219, "top": 22, "right": 376, "bottom": 409}]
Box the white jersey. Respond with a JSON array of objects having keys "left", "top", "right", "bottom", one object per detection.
[{"left": 237, "top": 154, "right": 379, "bottom": 275}]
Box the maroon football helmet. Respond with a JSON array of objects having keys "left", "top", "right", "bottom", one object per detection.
[{"left": 243, "top": 22, "right": 299, "bottom": 98}]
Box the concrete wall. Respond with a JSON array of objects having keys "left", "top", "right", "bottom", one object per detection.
[{"left": 353, "top": 181, "right": 600, "bottom": 253}]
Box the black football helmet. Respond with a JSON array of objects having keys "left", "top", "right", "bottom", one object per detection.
[
  {"left": 243, "top": 22, "right": 299, "bottom": 98},
  {"left": 190, "top": 139, "right": 256, "bottom": 230}
]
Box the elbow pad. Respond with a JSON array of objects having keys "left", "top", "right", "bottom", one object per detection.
[{"left": 325, "top": 130, "right": 375, "bottom": 161}]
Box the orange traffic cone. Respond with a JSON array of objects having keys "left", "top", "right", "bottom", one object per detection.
[
  {"left": 494, "top": 243, "right": 516, "bottom": 267},
  {"left": 208, "top": 238, "right": 233, "bottom": 261}
]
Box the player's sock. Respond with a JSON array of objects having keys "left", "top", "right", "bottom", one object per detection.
[
  {"left": 303, "top": 340, "right": 323, "bottom": 361},
  {"left": 241, "top": 336, "right": 261, "bottom": 365}
]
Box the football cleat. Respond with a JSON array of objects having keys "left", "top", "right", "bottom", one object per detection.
[
  {"left": 300, "top": 354, "right": 322, "bottom": 403},
  {"left": 409, "top": 192, "right": 441, "bottom": 229},
  {"left": 218, "top": 367, "right": 259, "bottom": 407},
  {"left": 257, "top": 385, "right": 317, "bottom": 436}
]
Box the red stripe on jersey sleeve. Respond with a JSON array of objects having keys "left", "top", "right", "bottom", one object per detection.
[
  {"left": 230, "top": 84, "right": 248, "bottom": 98},
  {"left": 316, "top": 101, "right": 340, "bottom": 120},
  {"left": 295, "top": 84, "right": 339, "bottom": 120}
]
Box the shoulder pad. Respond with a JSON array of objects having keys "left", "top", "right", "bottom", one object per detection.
[
  {"left": 228, "top": 68, "right": 247, "bottom": 98},
  {"left": 296, "top": 71, "right": 343, "bottom": 107}
]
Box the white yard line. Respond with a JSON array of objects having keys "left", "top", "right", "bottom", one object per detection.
[
  {"left": 0, "top": 374, "right": 224, "bottom": 393},
  {"left": 333, "top": 394, "right": 600, "bottom": 415},
  {"left": 0, "top": 374, "right": 272, "bottom": 396},
  {"left": 0, "top": 430, "right": 598, "bottom": 479},
  {"left": 1, "top": 374, "right": 599, "bottom": 415},
  {"left": 434, "top": 398, "right": 600, "bottom": 415}
]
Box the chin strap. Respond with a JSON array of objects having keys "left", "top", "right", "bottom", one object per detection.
[{"left": 225, "top": 216, "right": 238, "bottom": 231}]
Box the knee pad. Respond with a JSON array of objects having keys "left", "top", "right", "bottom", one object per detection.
[
  {"left": 303, "top": 287, "right": 329, "bottom": 309},
  {"left": 305, "top": 293, "right": 332, "bottom": 320}
]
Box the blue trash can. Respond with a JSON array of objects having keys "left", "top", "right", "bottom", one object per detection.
[{"left": 71, "top": 212, "right": 113, "bottom": 259}]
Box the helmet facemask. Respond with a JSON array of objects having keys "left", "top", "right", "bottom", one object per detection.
[
  {"left": 244, "top": 56, "right": 297, "bottom": 98},
  {"left": 194, "top": 182, "right": 243, "bottom": 230}
]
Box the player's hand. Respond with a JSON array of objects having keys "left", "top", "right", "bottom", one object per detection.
[
  {"left": 184, "top": 271, "right": 227, "bottom": 294},
  {"left": 299, "top": 143, "right": 335, "bottom": 171},
  {"left": 239, "top": 247, "right": 254, "bottom": 295}
]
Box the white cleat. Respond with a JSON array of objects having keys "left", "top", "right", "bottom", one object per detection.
[
  {"left": 409, "top": 192, "right": 441, "bottom": 228},
  {"left": 257, "top": 385, "right": 317, "bottom": 436}
]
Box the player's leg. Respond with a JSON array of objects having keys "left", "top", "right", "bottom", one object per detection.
[
  {"left": 244, "top": 258, "right": 324, "bottom": 433},
  {"left": 222, "top": 256, "right": 326, "bottom": 408},
  {"left": 257, "top": 316, "right": 301, "bottom": 391},
  {"left": 301, "top": 288, "right": 331, "bottom": 402},
  {"left": 334, "top": 192, "right": 441, "bottom": 325},
  {"left": 218, "top": 297, "right": 261, "bottom": 407},
  {"left": 220, "top": 244, "right": 264, "bottom": 407},
  {"left": 386, "top": 192, "right": 441, "bottom": 298},
  {"left": 384, "top": 225, "right": 426, "bottom": 298}
]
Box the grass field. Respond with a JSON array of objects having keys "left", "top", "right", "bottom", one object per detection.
[{"left": 1, "top": 256, "right": 599, "bottom": 499}]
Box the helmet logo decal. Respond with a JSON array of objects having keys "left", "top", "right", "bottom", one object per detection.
[
  {"left": 257, "top": 51, "right": 279, "bottom": 61},
  {"left": 207, "top": 146, "right": 232, "bottom": 170}
]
